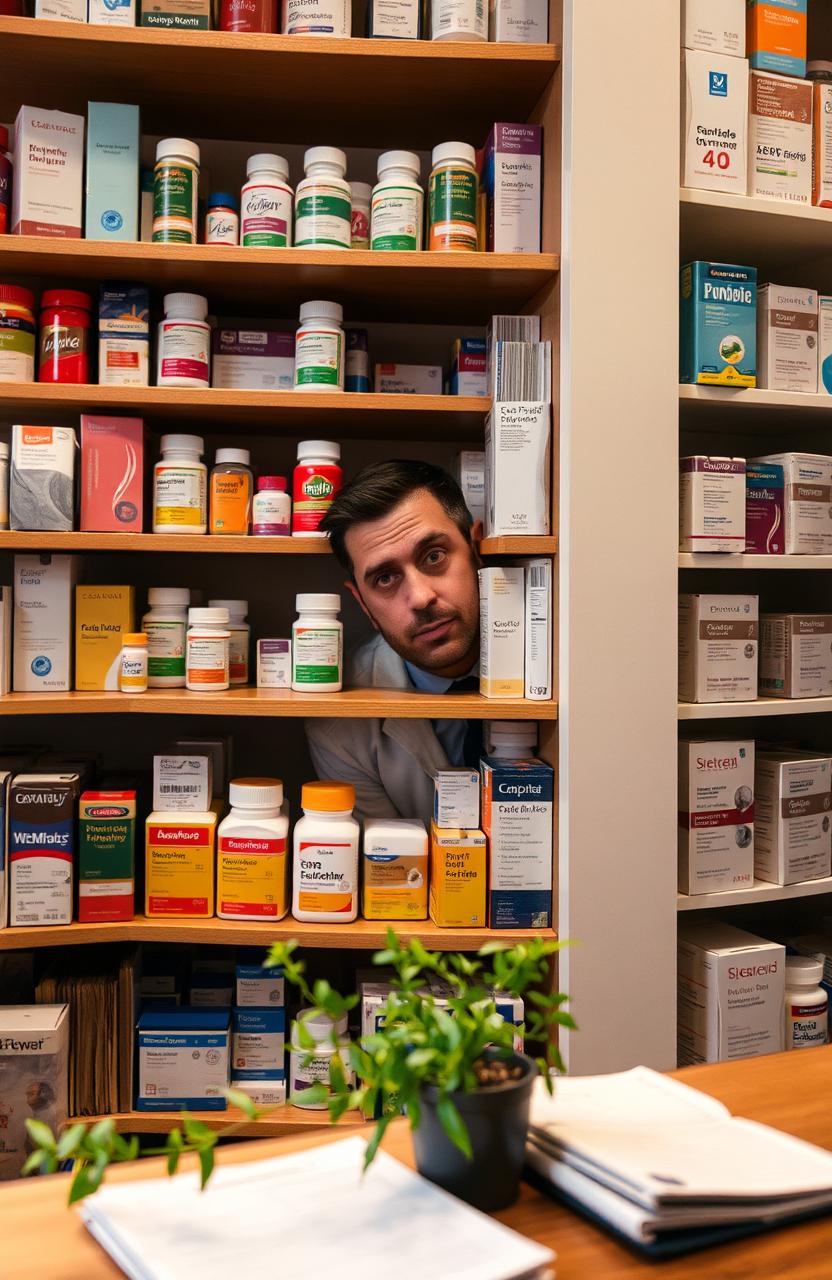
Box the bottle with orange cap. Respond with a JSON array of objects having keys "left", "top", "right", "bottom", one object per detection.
[{"left": 292, "top": 780, "right": 360, "bottom": 923}]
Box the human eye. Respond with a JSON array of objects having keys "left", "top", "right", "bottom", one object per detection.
[
  {"left": 423, "top": 547, "right": 447, "bottom": 569},
  {"left": 373, "top": 570, "right": 398, "bottom": 590}
]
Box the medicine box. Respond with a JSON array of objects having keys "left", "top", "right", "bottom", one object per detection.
[
  {"left": 98, "top": 287, "right": 150, "bottom": 387},
  {"left": 749, "top": 452, "right": 832, "bottom": 553},
  {"left": 454, "top": 450, "right": 485, "bottom": 525},
  {"left": 10, "top": 424, "right": 77, "bottom": 532},
  {"left": 481, "top": 756, "right": 553, "bottom": 928},
  {"left": 153, "top": 754, "right": 213, "bottom": 812},
  {"left": 235, "top": 955, "right": 285, "bottom": 1007},
  {"left": 682, "top": 0, "right": 745, "bottom": 56},
  {"left": 429, "top": 824, "right": 487, "bottom": 928},
  {"left": 747, "top": 0, "right": 807, "bottom": 78},
  {"left": 362, "top": 818, "right": 428, "bottom": 920},
  {"left": 374, "top": 363, "right": 443, "bottom": 394},
  {"left": 677, "top": 739, "right": 755, "bottom": 895},
  {"left": 681, "top": 50, "right": 748, "bottom": 195},
  {"left": 434, "top": 768, "right": 480, "bottom": 829},
  {"left": 190, "top": 971, "right": 234, "bottom": 1006},
  {"left": 88, "top": 0, "right": 136, "bottom": 22},
  {"left": 75, "top": 585, "right": 134, "bottom": 691},
  {"left": 13, "top": 554, "right": 78, "bottom": 693},
  {"left": 484, "top": 402, "right": 550, "bottom": 536},
  {"left": 481, "top": 124, "right": 542, "bottom": 254},
  {"left": 814, "top": 86, "right": 832, "bottom": 207},
  {"left": 748, "top": 72, "right": 812, "bottom": 204},
  {"left": 367, "top": 0, "right": 421, "bottom": 39},
  {"left": 9, "top": 774, "right": 80, "bottom": 927},
  {"left": 488, "top": 0, "right": 547, "bottom": 43},
  {"left": 78, "top": 790, "right": 136, "bottom": 923},
  {"left": 145, "top": 810, "right": 217, "bottom": 918},
  {"left": 450, "top": 339, "right": 487, "bottom": 397},
  {"left": 137, "top": 1008, "right": 230, "bottom": 1110},
  {"left": 257, "top": 638, "right": 292, "bottom": 689},
  {"left": 35, "top": 0, "right": 85, "bottom": 18},
  {"left": 755, "top": 750, "right": 832, "bottom": 886},
  {"left": 80, "top": 415, "right": 144, "bottom": 531},
  {"left": 679, "top": 456, "right": 746, "bottom": 553},
  {"left": 0, "top": 771, "right": 10, "bottom": 928},
  {"left": 479, "top": 566, "right": 525, "bottom": 698},
  {"left": 760, "top": 613, "right": 832, "bottom": 698},
  {"left": 677, "top": 919, "right": 785, "bottom": 1063},
  {"left": 819, "top": 296, "right": 832, "bottom": 392},
  {"left": 0, "top": 1005, "right": 68, "bottom": 1181},
  {"left": 211, "top": 329, "right": 295, "bottom": 391},
  {"left": 523, "top": 557, "right": 552, "bottom": 700},
  {"left": 745, "top": 461, "right": 785, "bottom": 554},
  {"left": 757, "top": 284, "right": 817, "bottom": 391},
  {"left": 140, "top": 0, "right": 210, "bottom": 29},
  {"left": 85, "top": 103, "right": 140, "bottom": 242},
  {"left": 678, "top": 593, "right": 759, "bottom": 703},
  {"left": 231, "top": 1007, "right": 286, "bottom": 1099},
  {"left": 679, "top": 261, "right": 757, "bottom": 386},
  {"left": 12, "top": 107, "right": 85, "bottom": 238}
]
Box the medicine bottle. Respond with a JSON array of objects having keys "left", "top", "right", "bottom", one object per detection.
[
  {"left": 153, "top": 434, "right": 208, "bottom": 534},
  {"left": 428, "top": 142, "right": 478, "bottom": 252},
  {"left": 208, "top": 598, "right": 250, "bottom": 684},
  {"left": 0, "top": 124, "right": 11, "bottom": 236},
  {"left": 486, "top": 720, "right": 537, "bottom": 759},
  {"left": 142, "top": 586, "right": 190, "bottom": 688},
  {"left": 0, "top": 441, "right": 8, "bottom": 530},
  {"left": 119, "top": 633, "right": 148, "bottom": 693},
  {"left": 785, "top": 956, "right": 829, "bottom": 1051},
  {"left": 153, "top": 138, "right": 200, "bottom": 244},
  {"left": 283, "top": 0, "right": 350, "bottom": 36},
  {"left": 157, "top": 293, "right": 211, "bottom": 389},
  {"left": 292, "top": 781, "right": 359, "bottom": 921},
  {"left": 0, "top": 284, "right": 35, "bottom": 383},
  {"left": 431, "top": 0, "right": 485, "bottom": 40},
  {"left": 252, "top": 475, "right": 291, "bottom": 536},
  {"left": 349, "top": 181, "right": 372, "bottom": 248},
  {"left": 372, "top": 151, "right": 424, "bottom": 251},
  {"left": 38, "top": 289, "right": 92, "bottom": 384},
  {"left": 217, "top": 777, "right": 289, "bottom": 921},
  {"left": 345, "top": 328, "right": 370, "bottom": 391},
  {"left": 186, "top": 606, "right": 231, "bottom": 692},
  {"left": 290, "top": 1008, "right": 354, "bottom": 1109},
  {"left": 220, "top": 0, "right": 277, "bottom": 31},
  {"left": 241, "top": 154, "right": 293, "bottom": 248},
  {"left": 205, "top": 193, "right": 240, "bottom": 246},
  {"left": 295, "top": 148, "right": 352, "bottom": 249},
  {"left": 292, "top": 440, "right": 342, "bottom": 534},
  {"left": 294, "top": 302, "right": 345, "bottom": 392},
  {"left": 209, "top": 447, "right": 253, "bottom": 535},
  {"left": 292, "top": 593, "right": 343, "bottom": 690}
]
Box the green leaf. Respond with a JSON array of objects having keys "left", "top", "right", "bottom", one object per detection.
[
  {"left": 24, "top": 1119, "right": 57, "bottom": 1153},
  {"left": 224, "top": 1088, "right": 260, "bottom": 1119},
  {"left": 167, "top": 1147, "right": 182, "bottom": 1177},
  {"left": 436, "top": 1096, "right": 472, "bottom": 1160},
  {"left": 290, "top": 1082, "right": 329, "bottom": 1107},
  {"left": 56, "top": 1123, "right": 87, "bottom": 1160},
  {"left": 68, "top": 1160, "right": 106, "bottom": 1205},
  {"left": 21, "top": 1149, "right": 48, "bottom": 1176},
  {"left": 405, "top": 1048, "right": 438, "bottom": 1070},
  {"left": 198, "top": 1145, "right": 215, "bottom": 1190},
  {"left": 89, "top": 1119, "right": 115, "bottom": 1147},
  {"left": 478, "top": 941, "right": 510, "bottom": 957},
  {"left": 362, "top": 1113, "right": 393, "bottom": 1171}
]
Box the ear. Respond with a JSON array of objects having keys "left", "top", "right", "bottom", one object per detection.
[
  {"left": 471, "top": 518, "right": 484, "bottom": 544},
  {"left": 345, "top": 578, "right": 379, "bottom": 631}
]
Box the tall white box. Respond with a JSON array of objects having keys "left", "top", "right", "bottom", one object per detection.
[
  {"left": 679, "top": 456, "right": 746, "bottom": 553},
  {"left": 755, "top": 750, "right": 832, "bottom": 886},
  {"left": 484, "top": 402, "right": 550, "bottom": 537},
  {"left": 760, "top": 613, "right": 832, "bottom": 698},
  {"left": 453, "top": 450, "right": 485, "bottom": 526},
  {"left": 12, "top": 555, "right": 77, "bottom": 693},
  {"left": 0, "top": 1005, "right": 69, "bottom": 1181},
  {"left": 678, "top": 739, "right": 755, "bottom": 895},
  {"left": 677, "top": 920, "right": 785, "bottom": 1064},
  {"left": 682, "top": 0, "right": 744, "bottom": 56},
  {"left": 678, "top": 593, "right": 759, "bottom": 703},
  {"left": 682, "top": 49, "right": 748, "bottom": 195},
  {"left": 12, "top": 107, "right": 84, "bottom": 238},
  {"left": 750, "top": 452, "right": 832, "bottom": 553},
  {"left": 522, "top": 557, "right": 552, "bottom": 700},
  {"left": 748, "top": 71, "right": 812, "bottom": 205},
  {"left": 757, "top": 285, "right": 818, "bottom": 393},
  {"left": 478, "top": 566, "right": 524, "bottom": 699},
  {"left": 488, "top": 0, "right": 546, "bottom": 42}
]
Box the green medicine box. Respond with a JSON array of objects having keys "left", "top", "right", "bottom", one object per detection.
[{"left": 78, "top": 791, "right": 136, "bottom": 923}]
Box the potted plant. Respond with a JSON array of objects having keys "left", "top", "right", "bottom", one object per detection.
[{"left": 25, "top": 931, "right": 573, "bottom": 1213}]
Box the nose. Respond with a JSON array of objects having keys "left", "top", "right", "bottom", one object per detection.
[{"left": 404, "top": 569, "right": 439, "bottom": 614}]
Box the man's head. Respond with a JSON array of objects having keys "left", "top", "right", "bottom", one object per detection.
[{"left": 320, "top": 460, "right": 481, "bottom": 678}]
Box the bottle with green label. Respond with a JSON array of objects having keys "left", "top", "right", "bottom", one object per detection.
[
  {"left": 371, "top": 149, "right": 424, "bottom": 251},
  {"left": 294, "top": 146, "right": 352, "bottom": 250},
  {"left": 428, "top": 141, "right": 478, "bottom": 253},
  {"left": 292, "top": 593, "right": 343, "bottom": 692},
  {"left": 153, "top": 138, "right": 200, "bottom": 245},
  {"left": 294, "top": 300, "right": 345, "bottom": 392},
  {"left": 142, "top": 586, "right": 190, "bottom": 688}
]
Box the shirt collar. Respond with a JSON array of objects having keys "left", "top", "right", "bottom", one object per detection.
[{"left": 404, "top": 661, "right": 479, "bottom": 693}]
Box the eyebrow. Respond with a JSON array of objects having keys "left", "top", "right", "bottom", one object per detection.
[{"left": 362, "top": 530, "right": 451, "bottom": 584}]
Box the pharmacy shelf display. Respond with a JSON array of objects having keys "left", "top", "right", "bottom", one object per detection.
[
  {"left": 0, "top": 532, "right": 557, "bottom": 557},
  {"left": 678, "top": 554, "right": 832, "bottom": 570},
  {"left": 678, "top": 697, "right": 832, "bottom": 721},
  {"left": 678, "top": 875, "right": 832, "bottom": 913}
]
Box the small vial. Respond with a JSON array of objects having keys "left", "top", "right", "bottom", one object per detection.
[
  {"left": 253, "top": 475, "right": 291, "bottom": 536},
  {"left": 349, "top": 181, "right": 372, "bottom": 247},
  {"left": 119, "top": 632, "right": 148, "bottom": 693},
  {"left": 205, "top": 192, "right": 240, "bottom": 245},
  {"left": 785, "top": 956, "right": 829, "bottom": 1051}
]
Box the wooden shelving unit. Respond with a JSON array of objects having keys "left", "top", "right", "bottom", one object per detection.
[
  {"left": 679, "top": 697, "right": 832, "bottom": 721},
  {"left": 678, "top": 553, "right": 832, "bottom": 570},
  {"left": 0, "top": 531, "right": 556, "bottom": 557}
]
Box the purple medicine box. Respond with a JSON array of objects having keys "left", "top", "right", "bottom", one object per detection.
[{"left": 746, "top": 462, "right": 785, "bottom": 555}]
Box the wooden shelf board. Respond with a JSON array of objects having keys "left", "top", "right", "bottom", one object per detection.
[
  {"left": 0, "top": 18, "right": 559, "bottom": 149},
  {"left": 67, "top": 1106, "right": 365, "bottom": 1137},
  {"left": 0, "top": 530, "right": 555, "bottom": 557},
  {"left": 679, "top": 384, "right": 832, "bottom": 434},
  {"left": 679, "top": 552, "right": 832, "bottom": 570},
  {"left": 0, "top": 916, "right": 557, "bottom": 951},
  {"left": 679, "top": 697, "right": 832, "bottom": 720},
  {"left": 678, "top": 876, "right": 832, "bottom": 911},
  {"left": 0, "top": 238, "right": 558, "bottom": 322}
]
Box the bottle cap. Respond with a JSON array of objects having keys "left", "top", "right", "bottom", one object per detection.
[
  {"left": 301, "top": 780, "right": 355, "bottom": 813},
  {"left": 349, "top": 181, "right": 373, "bottom": 201},
  {"left": 208, "top": 191, "right": 239, "bottom": 211},
  {"left": 293, "top": 1007, "right": 348, "bottom": 1044},
  {"left": 160, "top": 433, "right": 204, "bottom": 456},
  {"left": 431, "top": 141, "right": 476, "bottom": 168},
  {"left": 156, "top": 137, "right": 200, "bottom": 165},
  {"left": 807, "top": 60, "right": 832, "bottom": 80},
  {"left": 188, "top": 607, "right": 229, "bottom": 626},
  {"left": 246, "top": 153, "right": 289, "bottom": 180},
  {"left": 296, "top": 439, "right": 340, "bottom": 461},
  {"left": 296, "top": 593, "right": 340, "bottom": 613},
  {"left": 303, "top": 145, "right": 347, "bottom": 174},
  {"left": 0, "top": 284, "right": 35, "bottom": 309},
  {"left": 40, "top": 289, "right": 92, "bottom": 311},
  {"left": 377, "top": 150, "right": 421, "bottom": 178},
  {"left": 229, "top": 776, "right": 284, "bottom": 809},
  {"left": 298, "top": 300, "right": 343, "bottom": 325},
  {"left": 215, "top": 447, "right": 250, "bottom": 466},
  {"left": 209, "top": 599, "right": 248, "bottom": 618},
  {"left": 258, "top": 475, "right": 287, "bottom": 491},
  {"left": 123, "top": 633, "right": 148, "bottom": 646},
  {"left": 163, "top": 292, "right": 208, "bottom": 320},
  {"left": 147, "top": 587, "right": 190, "bottom": 608},
  {"left": 786, "top": 956, "right": 825, "bottom": 986}
]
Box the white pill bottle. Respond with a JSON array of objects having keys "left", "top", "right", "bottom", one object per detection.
[
  {"left": 290, "top": 1008, "right": 354, "bottom": 1110},
  {"left": 292, "top": 593, "right": 343, "bottom": 691},
  {"left": 294, "top": 302, "right": 345, "bottom": 392},
  {"left": 292, "top": 781, "right": 359, "bottom": 922},
  {"left": 152, "top": 434, "right": 208, "bottom": 534},
  {"left": 209, "top": 598, "right": 250, "bottom": 685},
  {"left": 217, "top": 777, "right": 290, "bottom": 922},
  {"left": 185, "top": 606, "right": 231, "bottom": 692},
  {"left": 157, "top": 292, "right": 211, "bottom": 389},
  {"left": 282, "top": 0, "right": 350, "bottom": 36},
  {"left": 142, "top": 587, "right": 190, "bottom": 688},
  {"left": 294, "top": 147, "right": 351, "bottom": 249},
  {"left": 785, "top": 956, "right": 829, "bottom": 1051}
]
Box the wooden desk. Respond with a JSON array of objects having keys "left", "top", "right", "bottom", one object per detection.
[{"left": 4, "top": 1048, "right": 832, "bottom": 1280}]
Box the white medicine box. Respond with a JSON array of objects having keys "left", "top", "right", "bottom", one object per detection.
[
  {"left": 679, "top": 455, "right": 746, "bottom": 553},
  {"left": 678, "top": 593, "right": 759, "bottom": 703},
  {"left": 682, "top": 0, "right": 745, "bottom": 56},
  {"left": 678, "top": 739, "right": 755, "bottom": 895},
  {"left": 682, "top": 49, "right": 748, "bottom": 195},
  {"left": 757, "top": 285, "right": 818, "bottom": 394},
  {"left": 754, "top": 750, "right": 832, "bottom": 886}
]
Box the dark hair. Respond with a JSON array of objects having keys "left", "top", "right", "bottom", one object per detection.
[{"left": 320, "top": 459, "right": 474, "bottom": 572}]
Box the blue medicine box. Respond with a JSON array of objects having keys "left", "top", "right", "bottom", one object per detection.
[{"left": 680, "top": 261, "right": 757, "bottom": 387}]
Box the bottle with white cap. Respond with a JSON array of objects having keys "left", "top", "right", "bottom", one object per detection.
[
  {"left": 485, "top": 720, "right": 538, "bottom": 759},
  {"left": 292, "top": 593, "right": 343, "bottom": 691},
  {"left": 153, "top": 138, "right": 200, "bottom": 243},
  {"left": 186, "top": 606, "right": 231, "bottom": 691},
  {"left": 209, "top": 446, "right": 253, "bottom": 535},
  {"left": 785, "top": 955, "right": 829, "bottom": 1050},
  {"left": 241, "top": 154, "right": 293, "bottom": 248},
  {"left": 349, "top": 181, "right": 372, "bottom": 247},
  {"left": 283, "top": 0, "right": 350, "bottom": 34},
  {"left": 295, "top": 147, "right": 352, "bottom": 249},
  {"left": 428, "top": 142, "right": 479, "bottom": 251},
  {"left": 431, "top": 0, "right": 485, "bottom": 40},
  {"left": 371, "top": 151, "right": 424, "bottom": 251},
  {"left": 208, "top": 598, "right": 250, "bottom": 684},
  {"left": 294, "top": 303, "right": 345, "bottom": 392},
  {"left": 290, "top": 1007, "right": 354, "bottom": 1108},
  {"left": 153, "top": 434, "right": 208, "bottom": 534},
  {"left": 157, "top": 293, "right": 211, "bottom": 388},
  {"left": 292, "top": 440, "right": 343, "bottom": 534},
  {"left": 217, "top": 776, "right": 290, "bottom": 921},
  {"left": 142, "top": 586, "right": 191, "bottom": 687}
]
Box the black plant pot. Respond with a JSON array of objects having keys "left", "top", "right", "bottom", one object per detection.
[{"left": 411, "top": 1051, "right": 537, "bottom": 1213}]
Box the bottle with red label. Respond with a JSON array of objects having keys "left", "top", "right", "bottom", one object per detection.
[
  {"left": 217, "top": 778, "right": 289, "bottom": 921},
  {"left": 38, "top": 288, "right": 92, "bottom": 384},
  {"left": 219, "top": 0, "right": 277, "bottom": 30},
  {"left": 292, "top": 439, "right": 342, "bottom": 537}
]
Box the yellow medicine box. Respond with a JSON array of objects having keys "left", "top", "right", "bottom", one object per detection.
[
  {"left": 429, "top": 822, "right": 487, "bottom": 928},
  {"left": 145, "top": 810, "right": 217, "bottom": 918},
  {"left": 75, "top": 585, "right": 134, "bottom": 690}
]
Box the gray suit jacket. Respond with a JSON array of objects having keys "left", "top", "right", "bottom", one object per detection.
[{"left": 304, "top": 633, "right": 450, "bottom": 824}]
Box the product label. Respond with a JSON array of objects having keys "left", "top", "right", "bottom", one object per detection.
[
  {"left": 290, "top": 1044, "right": 352, "bottom": 1103},
  {"left": 351, "top": 204, "right": 369, "bottom": 247},
  {"left": 371, "top": 0, "right": 419, "bottom": 36},
  {"left": 432, "top": 0, "right": 484, "bottom": 36},
  {"left": 294, "top": 332, "right": 343, "bottom": 389},
  {"left": 10, "top": 818, "right": 74, "bottom": 925},
  {"left": 154, "top": 465, "right": 207, "bottom": 527},
  {"left": 283, "top": 0, "right": 348, "bottom": 34},
  {"left": 120, "top": 656, "right": 146, "bottom": 689},
  {"left": 429, "top": 168, "right": 478, "bottom": 251},
  {"left": 228, "top": 627, "right": 249, "bottom": 683},
  {"left": 186, "top": 636, "right": 229, "bottom": 686},
  {"left": 145, "top": 620, "right": 186, "bottom": 680},
  {"left": 0, "top": 315, "right": 36, "bottom": 382},
  {"left": 205, "top": 209, "right": 239, "bottom": 245},
  {"left": 252, "top": 492, "right": 291, "bottom": 536},
  {"left": 145, "top": 821, "right": 215, "bottom": 916},
  {"left": 292, "top": 626, "right": 341, "bottom": 684},
  {"left": 39, "top": 324, "right": 87, "bottom": 383},
  {"left": 371, "top": 188, "right": 422, "bottom": 251},
  {"left": 210, "top": 473, "right": 251, "bottom": 534},
  {"left": 292, "top": 461, "right": 341, "bottom": 531},
  {"left": 158, "top": 321, "right": 210, "bottom": 385},
  {"left": 363, "top": 853, "right": 427, "bottom": 919},
  {"left": 218, "top": 833, "right": 287, "bottom": 918},
  {"left": 241, "top": 183, "right": 292, "bottom": 247},
  {"left": 295, "top": 187, "right": 352, "bottom": 248},
  {"left": 789, "top": 1001, "right": 828, "bottom": 1048},
  {"left": 152, "top": 161, "right": 198, "bottom": 243},
  {"left": 296, "top": 839, "right": 355, "bottom": 913}
]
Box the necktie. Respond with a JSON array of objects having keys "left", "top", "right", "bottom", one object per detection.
[{"left": 451, "top": 675, "right": 483, "bottom": 769}]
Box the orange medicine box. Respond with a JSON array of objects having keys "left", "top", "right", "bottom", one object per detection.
[
  {"left": 747, "top": 0, "right": 807, "bottom": 79},
  {"left": 145, "top": 810, "right": 217, "bottom": 918},
  {"left": 80, "top": 415, "right": 144, "bottom": 532}
]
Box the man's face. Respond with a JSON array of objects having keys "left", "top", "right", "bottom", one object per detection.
[{"left": 344, "top": 489, "right": 481, "bottom": 678}]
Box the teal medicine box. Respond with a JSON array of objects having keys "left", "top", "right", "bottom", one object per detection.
[
  {"left": 680, "top": 260, "right": 757, "bottom": 387},
  {"left": 85, "top": 102, "right": 140, "bottom": 243}
]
